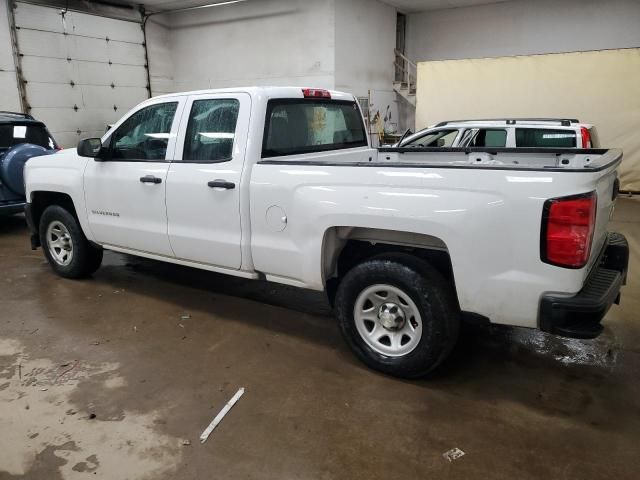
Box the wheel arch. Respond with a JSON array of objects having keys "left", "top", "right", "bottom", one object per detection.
[{"left": 322, "top": 226, "right": 458, "bottom": 307}]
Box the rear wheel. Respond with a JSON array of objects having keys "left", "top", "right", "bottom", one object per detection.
[
  {"left": 335, "top": 256, "right": 460, "bottom": 378},
  {"left": 39, "top": 205, "right": 102, "bottom": 278}
]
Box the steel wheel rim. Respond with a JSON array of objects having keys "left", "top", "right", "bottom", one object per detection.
[
  {"left": 46, "top": 220, "right": 74, "bottom": 266},
  {"left": 353, "top": 284, "right": 423, "bottom": 357}
]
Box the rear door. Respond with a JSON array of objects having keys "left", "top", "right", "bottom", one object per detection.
[
  {"left": 83, "top": 97, "right": 184, "bottom": 256},
  {"left": 165, "top": 93, "right": 250, "bottom": 269}
]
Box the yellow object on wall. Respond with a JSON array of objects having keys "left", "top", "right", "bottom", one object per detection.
[{"left": 416, "top": 48, "right": 640, "bottom": 191}]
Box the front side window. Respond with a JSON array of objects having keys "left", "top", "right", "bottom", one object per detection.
[
  {"left": 183, "top": 99, "right": 239, "bottom": 162},
  {"left": 404, "top": 129, "right": 457, "bottom": 148},
  {"left": 262, "top": 100, "right": 367, "bottom": 157},
  {"left": 516, "top": 128, "right": 577, "bottom": 148},
  {"left": 111, "top": 102, "right": 177, "bottom": 161}
]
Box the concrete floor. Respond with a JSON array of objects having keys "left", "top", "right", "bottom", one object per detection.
[{"left": 0, "top": 197, "right": 638, "bottom": 480}]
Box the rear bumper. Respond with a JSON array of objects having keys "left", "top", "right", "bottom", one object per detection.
[
  {"left": 539, "top": 232, "right": 629, "bottom": 339},
  {"left": 24, "top": 202, "right": 41, "bottom": 249},
  {"left": 0, "top": 201, "right": 25, "bottom": 216}
]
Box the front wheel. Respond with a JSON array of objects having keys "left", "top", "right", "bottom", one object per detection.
[
  {"left": 39, "top": 205, "right": 103, "bottom": 279},
  {"left": 335, "top": 256, "right": 460, "bottom": 378}
]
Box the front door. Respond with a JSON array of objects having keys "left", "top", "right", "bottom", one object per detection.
[
  {"left": 165, "top": 93, "right": 250, "bottom": 269},
  {"left": 84, "top": 98, "right": 184, "bottom": 256}
]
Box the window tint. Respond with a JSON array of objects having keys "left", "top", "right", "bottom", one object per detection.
[
  {"left": 516, "top": 128, "right": 576, "bottom": 148},
  {"left": 111, "top": 102, "right": 177, "bottom": 161},
  {"left": 463, "top": 128, "right": 507, "bottom": 147},
  {"left": 183, "top": 99, "right": 239, "bottom": 162},
  {"left": 405, "top": 129, "right": 457, "bottom": 147},
  {"left": 263, "top": 100, "right": 367, "bottom": 157},
  {"left": 0, "top": 124, "right": 56, "bottom": 152}
]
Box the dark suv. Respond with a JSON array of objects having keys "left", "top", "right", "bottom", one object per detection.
[{"left": 0, "top": 112, "right": 58, "bottom": 216}]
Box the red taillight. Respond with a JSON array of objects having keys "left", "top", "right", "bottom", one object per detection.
[
  {"left": 302, "top": 88, "right": 331, "bottom": 99},
  {"left": 56, "top": 146, "right": 63, "bottom": 151},
  {"left": 542, "top": 193, "right": 597, "bottom": 268},
  {"left": 581, "top": 127, "right": 591, "bottom": 148}
]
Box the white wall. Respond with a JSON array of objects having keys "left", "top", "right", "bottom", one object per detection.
[
  {"left": 0, "top": 0, "right": 22, "bottom": 112},
  {"left": 159, "top": 0, "right": 336, "bottom": 92},
  {"left": 406, "top": 0, "right": 640, "bottom": 62},
  {"left": 146, "top": 17, "right": 174, "bottom": 96},
  {"left": 334, "top": 0, "right": 395, "bottom": 97},
  {"left": 334, "top": 0, "right": 401, "bottom": 138}
]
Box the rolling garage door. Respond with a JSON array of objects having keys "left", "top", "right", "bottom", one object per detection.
[
  {"left": 12, "top": 2, "right": 149, "bottom": 147},
  {"left": 415, "top": 49, "right": 640, "bottom": 192}
]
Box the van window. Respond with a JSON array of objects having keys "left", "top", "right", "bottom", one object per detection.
[
  {"left": 262, "top": 99, "right": 367, "bottom": 157},
  {"left": 460, "top": 128, "right": 507, "bottom": 148},
  {"left": 183, "top": 99, "right": 239, "bottom": 162},
  {"left": 516, "top": 128, "right": 576, "bottom": 148},
  {"left": 404, "top": 129, "right": 457, "bottom": 148}
]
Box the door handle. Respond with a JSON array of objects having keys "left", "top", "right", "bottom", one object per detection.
[
  {"left": 208, "top": 179, "right": 235, "bottom": 189},
  {"left": 140, "top": 175, "right": 162, "bottom": 184}
]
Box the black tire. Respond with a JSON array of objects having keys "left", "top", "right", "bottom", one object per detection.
[
  {"left": 335, "top": 255, "right": 460, "bottom": 378},
  {"left": 39, "top": 205, "right": 103, "bottom": 279}
]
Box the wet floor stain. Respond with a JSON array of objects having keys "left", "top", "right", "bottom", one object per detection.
[{"left": 0, "top": 339, "right": 181, "bottom": 479}]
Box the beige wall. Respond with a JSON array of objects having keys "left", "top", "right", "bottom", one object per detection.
[{"left": 416, "top": 48, "right": 640, "bottom": 191}]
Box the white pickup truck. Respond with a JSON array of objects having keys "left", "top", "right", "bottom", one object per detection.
[{"left": 24, "top": 87, "right": 629, "bottom": 378}]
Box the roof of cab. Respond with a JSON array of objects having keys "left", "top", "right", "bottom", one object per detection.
[{"left": 150, "top": 86, "right": 356, "bottom": 102}]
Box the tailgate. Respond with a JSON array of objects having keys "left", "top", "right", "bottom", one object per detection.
[{"left": 586, "top": 159, "right": 621, "bottom": 272}]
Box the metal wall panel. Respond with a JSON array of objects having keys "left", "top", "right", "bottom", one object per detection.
[{"left": 13, "top": 1, "right": 148, "bottom": 147}]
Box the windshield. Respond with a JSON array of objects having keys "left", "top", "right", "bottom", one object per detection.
[{"left": 0, "top": 123, "right": 57, "bottom": 153}]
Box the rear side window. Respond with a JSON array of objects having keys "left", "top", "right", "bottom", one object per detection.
[
  {"left": 262, "top": 99, "right": 367, "bottom": 157},
  {"left": 0, "top": 124, "right": 56, "bottom": 151},
  {"left": 516, "top": 128, "right": 576, "bottom": 148},
  {"left": 183, "top": 99, "right": 239, "bottom": 162}
]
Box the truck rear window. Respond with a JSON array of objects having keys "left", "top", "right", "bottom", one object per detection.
[
  {"left": 0, "top": 123, "right": 56, "bottom": 152},
  {"left": 516, "top": 128, "right": 576, "bottom": 148},
  {"left": 262, "top": 99, "right": 367, "bottom": 157}
]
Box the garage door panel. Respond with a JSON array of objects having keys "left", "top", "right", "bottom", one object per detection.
[
  {"left": 107, "top": 64, "right": 148, "bottom": 87},
  {"left": 105, "top": 42, "right": 146, "bottom": 65},
  {"left": 16, "top": 31, "right": 144, "bottom": 66},
  {"left": 30, "top": 107, "right": 111, "bottom": 135},
  {"left": 26, "top": 83, "right": 84, "bottom": 108},
  {"left": 15, "top": 29, "right": 69, "bottom": 59},
  {"left": 19, "top": 57, "right": 148, "bottom": 91},
  {"left": 20, "top": 56, "right": 75, "bottom": 84},
  {"left": 14, "top": 2, "right": 143, "bottom": 44},
  {"left": 78, "top": 85, "right": 147, "bottom": 110},
  {"left": 14, "top": 2, "right": 66, "bottom": 34}
]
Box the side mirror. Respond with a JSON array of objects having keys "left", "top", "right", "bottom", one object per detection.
[{"left": 77, "top": 138, "right": 103, "bottom": 158}]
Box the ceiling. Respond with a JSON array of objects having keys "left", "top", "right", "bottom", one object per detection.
[{"left": 137, "top": 0, "right": 512, "bottom": 14}]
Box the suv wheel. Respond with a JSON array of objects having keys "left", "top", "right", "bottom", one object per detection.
[
  {"left": 335, "top": 255, "right": 460, "bottom": 378},
  {"left": 39, "top": 205, "right": 102, "bottom": 278}
]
